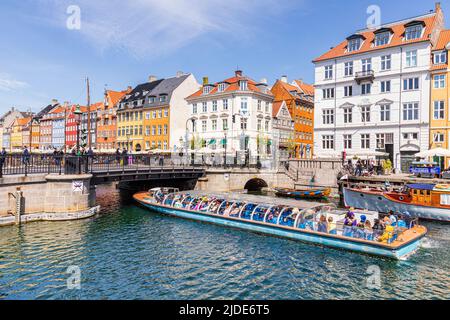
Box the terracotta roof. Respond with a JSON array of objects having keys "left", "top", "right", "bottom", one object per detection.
[
  {"left": 49, "top": 106, "right": 67, "bottom": 114},
  {"left": 16, "top": 117, "right": 32, "bottom": 126},
  {"left": 293, "top": 80, "right": 315, "bottom": 96},
  {"left": 314, "top": 14, "right": 436, "bottom": 62},
  {"left": 187, "top": 72, "right": 272, "bottom": 99},
  {"left": 272, "top": 101, "right": 284, "bottom": 117},
  {"left": 107, "top": 90, "right": 129, "bottom": 106},
  {"left": 434, "top": 29, "right": 450, "bottom": 50}
]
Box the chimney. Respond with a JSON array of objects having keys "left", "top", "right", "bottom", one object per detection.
[
  {"left": 281, "top": 75, "right": 288, "bottom": 83},
  {"left": 148, "top": 75, "right": 157, "bottom": 83},
  {"left": 235, "top": 70, "right": 243, "bottom": 77},
  {"left": 127, "top": 86, "right": 133, "bottom": 91},
  {"left": 203, "top": 77, "right": 209, "bottom": 85},
  {"left": 176, "top": 71, "right": 184, "bottom": 78},
  {"left": 51, "top": 99, "right": 58, "bottom": 105}
]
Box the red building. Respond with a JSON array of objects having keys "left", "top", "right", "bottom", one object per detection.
[{"left": 65, "top": 105, "right": 87, "bottom": 150}]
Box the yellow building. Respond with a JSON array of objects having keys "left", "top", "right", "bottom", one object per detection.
[
  {"left": 143, "top": 106, "right": 170, "bottom": 151},
  {"left": 117, "top": 109, "right": 144, "bottom": 152},
  {"left": 430, "top": 30, "right": 450, "bottom": 167},
  {"left": 10, "top": 117, "right": 31, "bottom": 150}
]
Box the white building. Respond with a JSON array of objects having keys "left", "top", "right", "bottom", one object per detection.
[
  {"left": 185, "top": 70, "right": 274, "bottom": 163},
  {"left": 272, "top": 101, "right": 295, "bottom": 160},
  {"left": 313, "top": 3, "right": 444, "bottom": 172}
]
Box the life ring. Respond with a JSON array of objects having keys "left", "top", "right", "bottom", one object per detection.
[
  {"left": 435, "top": 184, "right": 450, "bottom": 189},
  {"left": 399, "top": 196, "right": 404, "bottom": 201}
]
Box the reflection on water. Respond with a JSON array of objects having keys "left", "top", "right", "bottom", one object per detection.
[{"left": 0, "top": 184, "right": 449, "bottom": 300}]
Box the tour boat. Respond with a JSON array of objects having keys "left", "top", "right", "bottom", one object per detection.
[
  {"left": 275, "top": 187, "right": 331, "bottom": 199},
  {"left": 133, "top": 188, "right": 427, "bottom": 259},
  {"left": 343, "top": 184, "right": 450, "bottom": 222}
]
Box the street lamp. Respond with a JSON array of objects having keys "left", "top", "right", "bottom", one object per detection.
[
  {"left": 185, "top": 117, "right": 196, "bottom": 165},
  {"left": 74, "top": 105, "right": 83, "bottom": 153}
]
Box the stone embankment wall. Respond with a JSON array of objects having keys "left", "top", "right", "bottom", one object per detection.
[{"left": 0, "top": 174, "right": 97, "bottom": 224}]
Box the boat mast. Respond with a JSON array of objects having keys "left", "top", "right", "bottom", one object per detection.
[{"left": 86, "top": 77, "right": 91, "bottom": 149}]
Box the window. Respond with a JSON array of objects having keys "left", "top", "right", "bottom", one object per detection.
[
  {"left": 145, "top": 126, "right": 150, "bottom": 136},
  {"left": 152, "top": 126, "right": 156, "bottom": 135},
  {"left": 322, "top": 88, "right": 335, "bottom": 99},
  {"left": 164, "top": 109, "right": 169, "bottom": 117},
  {"left": 361, "top": 134, "right": 370, "bottom": 149},
  {"left": 157, "top": 125, "right": 162, "bottom": 135},
  {"left": 202, "top": 102, "right": 207, "bottom": 113},
  {"left": 241, "top": 98, "right": 248, "bottom": 114},
  {"left": 203, "top": 86, "right": 212, "bottom": 94},
  {"left": 344, "top": 86, "right": 353, "bottom": 97},
  {"left": 361, "top": 83, "right": 371, "bottom": 95},
  {"left": 325, "top": 65, "right": 333, "bottom": 79},
  {"left": 265, "top": 101, "right": 269, "bottom": 113},
  {"left": 434, "top": 75, "right": 446, "bottom": 88},
  {"left": 158, "top": 110, "right": 162, "bottom": 118},
  {"left": 362, "top": 58, "right": 372, "bottom": 72},
  {"left": 222, "top": 119, "right": 228, "bottom": 131},
  {"left": 240, "top": 118, "right": 247, "bottom": 130},
  {"left": 361, "top": 106, "right": 371, "bottom": 122},
  {"left": 223, "top": 99, "right": 229, "bottom": 110},
  {"left": 403, "top": 103, "right": 419, "bottom": 120},
  {"left": 212, "top": 119, "right": 217, "bottom": 131},
  {"left": 344, "top": 62, "right": 354, "bottom": 76},
  {"left": 322, "top": 109, "right": 334, "bottom": 124},
  {"left": 376, "top": 134, "right": 385, "bottom": 149},
  {"left": 380, "top": 104, "right": 391, "bottom": 121},
  {"left": 322, "top": 135, "right": 334, "bottom": 149},
  {"left": 434, "top": 51, "right": 447, "bottom": 64},
  {"left": 406, "top": 50, "right": 417, "bottom": 67},
  {"left": 380, "top": 80, "right": 391, "bottom": 93},
  {"left": 434, "top": 133, "right": 445, "bottom": 143},
  {"left": 257, "top": 119, "right": 262, "bottom": 131},
  {"left": 375, "top": 32, "right": 390, "bottom": 46},
  {"left": 405, "top": 25, "right": 423, "bottom": 40},
  {"left": 257, "top": 100, "right": 262, "bottom": 111},
  {"left": 152, "top": 111, "right": 157, "bottom": 119},
  {"left": 164, "top": 124, "right": 168, "bottom": 135},
  {"left": 265, "top": 120, "right": 270, "bottom": 131},
  {"left": 145, "top": 112, "right": 150, "bottom": 120},
  {"left": 343, "top": 107, "right": 352, "bottom": 123},
  {"left": 344, "top": 134, "right": 352, "bottom": 149},
  {"left": 202, "top": 120, "right": 207, "bottom": 132},
  {"left": 381, "top": 55, "right": 391, "bottom": 70},
  {"left": 239, "top": 80, "right": 248, "bottom": 91},
  {"left": 212, "top": 101, "right": 218, "bottom": 112},
  {"left": 403, "top": 77, "right": 419, "bottom": 91},
  {"left": 434, "top": 101, "right": 445, "bottom": 120},
  {"left": 218, "top": 83, "right": 226, "bottom": 92},
  {"left": 159, "top": 95, "right": 167, "bottom": 102},
  {"left": 348, "top": 38, "right": 361, "bottom": 52}
]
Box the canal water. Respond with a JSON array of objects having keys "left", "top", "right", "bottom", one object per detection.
[{"left": 0, "top": 184, "right": 449, "bottom": 300}]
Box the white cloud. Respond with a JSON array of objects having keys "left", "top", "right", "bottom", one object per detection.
[
  {"left": 36, "top": 0, "right": 295, "bottom": 58},
  {"left": 0, "top": 73, "right": 29, "bottom": 92}
]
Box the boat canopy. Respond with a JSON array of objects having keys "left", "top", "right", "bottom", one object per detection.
[{"left": 406, "top": 184, "right": 436, "bottom": 191}]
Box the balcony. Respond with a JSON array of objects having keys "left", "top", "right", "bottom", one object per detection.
[{"left": 355, "top": 70, "right": 375, "bottom": 84}]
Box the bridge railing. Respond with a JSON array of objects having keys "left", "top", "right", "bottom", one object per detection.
[{"left": 0, "top": 153, "right": 277, "bottom": 177}]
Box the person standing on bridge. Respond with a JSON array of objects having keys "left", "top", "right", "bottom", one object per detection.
[
  {"left": 0, "top": 147, "right": 7, "bottom": 177},
  {"left": 122, "top": 149, "right": 128, "bottom": 166},
  {"left": 22, "top": 147, "right": 30, "bottom": 166},
  {"left": 115, "top": 148, "right": 121, "bottom": 164}
]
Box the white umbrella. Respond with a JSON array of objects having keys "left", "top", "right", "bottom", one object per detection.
[
  {"left": 415, "top": 147, "right": 450, "bottom": 158},
  {"left": 197, "top": 147, "right": 214, "bottom": 154},
  {"left": 347, "top": 150, "right": 389, "bottom": 157}
]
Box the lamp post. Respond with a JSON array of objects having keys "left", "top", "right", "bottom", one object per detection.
[
  {"left": 223, "top": 131, "right": 227, "bottom": 168},
  {"left": 185, "top": 117, "right": 195, "bottom": 166},
  {"left": 74, "top": 105, "right": 83, "bottom": 153}
]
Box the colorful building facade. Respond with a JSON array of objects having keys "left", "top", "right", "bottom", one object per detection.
[
  {"left": 430, "top": 29, "right": 450, "bottom": 167},
  {"left": 271, "top": 77, "right": 314, "bottom": 158}
]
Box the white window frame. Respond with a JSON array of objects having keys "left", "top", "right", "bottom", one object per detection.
[
  {"left": 344, "top": 62, "right": 354, "bottom": 76},
  {"left": 380, "top": 55, "right": 391, "bottom": 70},
  {"left": 434, "top": 100, "right": 445, "bottom": 120},
  {"left": 406, "top": 50, "right": 417, "bottom": 67},
  {"left": 380, "top": 104, "right": 391, "bottom": 122}
]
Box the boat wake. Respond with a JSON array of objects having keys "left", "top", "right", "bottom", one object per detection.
[{"left": 420, "top": 237, "right": 441, "bottom": 249}]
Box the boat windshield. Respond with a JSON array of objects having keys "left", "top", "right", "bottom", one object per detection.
[{"left": 155, "top": 192, "right": 413, "bottom": 245}]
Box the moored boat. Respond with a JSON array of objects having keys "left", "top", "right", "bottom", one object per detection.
[
  {"left": 133, "top": 188, "right": 427, "bottom": 259},
  {"left": 275, "top": 187, "right": 331, "bottom": 199},
  {"left": 343, "top": 184, "right": 450, "bottom": 222}
]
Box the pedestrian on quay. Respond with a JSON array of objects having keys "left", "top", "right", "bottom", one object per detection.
[
  {"left": 122, "top": 149, "right": 128, "bottom": 166},
  {"left": 22, "top": 146, "right": 30, "bottom": 166},
  {"left": 355, "top": 160, "right": 362, "bottom": 176},
  {"left": 115, "top": 148, "right": 121, "bottom": 164},
  {"left": 0, "top": 147, "right": 7, "bottom": 176}
]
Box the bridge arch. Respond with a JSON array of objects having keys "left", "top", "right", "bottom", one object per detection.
[{"left": 244, "top": 178, "right": 268, "bottom": 192}]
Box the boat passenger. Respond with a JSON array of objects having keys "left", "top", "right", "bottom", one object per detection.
[
  {"left": 174, "top": 200, "right": 183, "bottom": 208},
  {"left": 389, "top": 214, "right": 397, "bottom": 226},
  {"left": 378, "top": 225, "right": 395, "bottom": 243},
  {"left": 372, "top": 219, "right": 385, "bottom": 240},
  {"left": 364, "top": 220, "right": 373, "bottom": 240},
  {"left": 327, "top": 216, "right": 337, "bottom": 235},
  {"left": 343, "top": 210, "right": 356, "bottom": 237},
  {"left": 317, "top": 215, "right": 328, "bottom": 233},
  {"left": 354, "top": 215, "right": 367, "bottom": 239}
]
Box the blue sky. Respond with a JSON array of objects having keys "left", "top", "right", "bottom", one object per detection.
[{"left": 0, "top": 0, "right": 448, "bottom": 113}]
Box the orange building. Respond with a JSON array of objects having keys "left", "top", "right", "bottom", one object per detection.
[
  {"left": 271, "top": 77, "right": 314, "bottom": 158},
  {"left": 96, "top": 89, "right": 130, "bottom": 151}
]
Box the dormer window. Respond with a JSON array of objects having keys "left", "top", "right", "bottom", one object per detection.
[
  {"left": 239, "top": 80, "right": 248, "bottom": 91},
  {"left": 346, "top": 34, "right": 365, "bottom": 52},
  {"left": 159, "top": 94, "right": 168, "bottom": 103},
  {"left": 218, "top": 83, "right": 227, "bottom": 92},
  {"left": 148, "top": 96, "right": 156, "bottom": 103},
  {"left": 405, "top": 22, "right": 424, "bottom": 40},
  {"left": 375, "top": 31, "right": 391, "bottom": 46},
  {"left": 434, "top": 51, "right": 447, "bottom": 64},
  {"left": 203, "top": 85, "right": 212, "bottom": 95}
]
